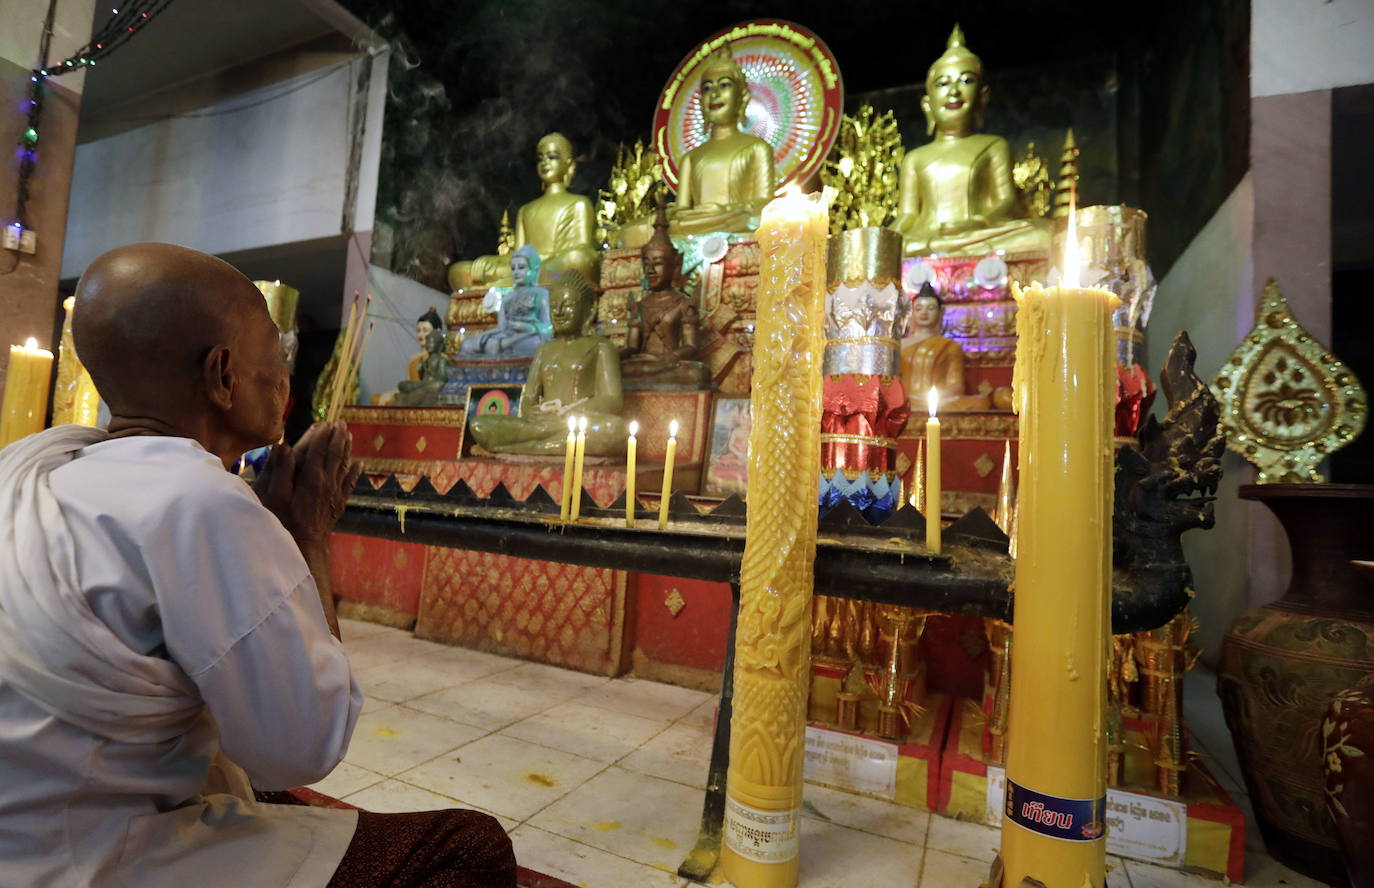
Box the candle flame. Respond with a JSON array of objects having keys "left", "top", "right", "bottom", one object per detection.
[
  {"left": 1062, "top": 195, "right": 1080, "bottom": 289},
  {"left": 578, "top": 416, "right": 588, "bottom": 433},
  {"left": 568, "top": 415, "right": 578, "bottom": 433},
  {"left": 23, "top": 337, "right": 37, "bottom": 350},
  {"left": 668, "top": 419, "right": 679, "bottom": 438},
  {"left": 778, "top": 182, "right": 804, "bottom": 200},
  {"left": 928, "top": 387, "right": 939, "bottom": 418},
  {"left": 629, "top": 420, "right": 638, "bottom": 437}
]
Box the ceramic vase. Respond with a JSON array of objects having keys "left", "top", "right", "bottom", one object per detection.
[
  {"left": 1322, "top": 668, "right": 1374, "bottom": 888},
  {"left": 1217, "top": 483, "right": 1374, "bottom": 887}
]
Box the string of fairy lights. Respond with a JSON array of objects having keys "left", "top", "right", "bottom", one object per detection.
[{"left": 7, "top": 0, "right": 173, "bottom": 268}]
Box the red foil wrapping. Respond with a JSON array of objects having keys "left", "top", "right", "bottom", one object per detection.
[
  {"left": 820, "top": 373, "right": 910, "bottom": 473},
  {"left": 1115, "top": 362, "right": 1156, "bottom": 439}
]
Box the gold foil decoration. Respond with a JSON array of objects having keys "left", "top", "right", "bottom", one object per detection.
[
  {"left": 597, "top": 140, "right": 662, "bottom": 248},
  {"left": 1012, "top": 142, "right": 1052, "bottom": 219},
  {"left": 819, "top": 105, "right": 903, "bottom": 236},
  {"left": 50, "top": 297, "right": 95, "bottom": 426},
  {"left": 1212, "top": 278, "right": 1367, "bottom": 482}
]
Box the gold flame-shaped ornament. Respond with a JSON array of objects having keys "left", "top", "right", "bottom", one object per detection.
[{"left": 1211, "top": 278, "right": 1367, "bottom": 483}]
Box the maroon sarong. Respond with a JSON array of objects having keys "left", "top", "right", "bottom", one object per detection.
[{"left": 327, "top": 808, "right": 516, "bottom": 888}]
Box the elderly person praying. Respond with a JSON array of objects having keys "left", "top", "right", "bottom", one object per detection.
[{"left": 0, "top": 243, "right": 515, "bottom": 887}]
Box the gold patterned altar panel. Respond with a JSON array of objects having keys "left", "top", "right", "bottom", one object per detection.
[{"left": 417, "top": 547, "right": 629, "bottom": 676}]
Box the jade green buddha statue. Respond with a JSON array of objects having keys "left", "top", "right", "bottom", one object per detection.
[
  {"left": 450, "top": 133, "right": 601, "bottom": 289},
  {"left": 892, "top": 25, "right": 1050, "bottom": 258},
  {"left": 467, "top": 270, "right": 626, "bottom": 457}
]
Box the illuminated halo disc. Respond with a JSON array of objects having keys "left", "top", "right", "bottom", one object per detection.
[
  {"left": 474, "top": 389, "right": 514, "bottom": 416},
  {"left": 652, "top": 20, "right": 844, "bottom": 193}
]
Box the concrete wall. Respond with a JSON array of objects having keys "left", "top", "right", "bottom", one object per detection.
[
  {"left": 1147, "top": 0, "right": 1374, "bottom": 659},
  {"left": 1252, "top": 0, "right": 1374, "bottom": 98},
  {"left": 355, "top": 264, "right": 450, "bottom": 405},
  {"left": 1145, "top": 176, "right": 1259, "bottom": 659},
  {"left": 0, "top": 0, "right": 95, "bottom": 389},
  {"left": 62, "top": 61, "right": 363, "bottom": 279}
]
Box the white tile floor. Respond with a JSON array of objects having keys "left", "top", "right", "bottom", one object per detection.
[{"left": 316, "top": 619, "right": 1330, "bottom": 887}]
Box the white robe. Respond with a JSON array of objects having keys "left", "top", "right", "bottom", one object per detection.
[{"left": 0, "top": 429, "right": 364, "bottom": 887}]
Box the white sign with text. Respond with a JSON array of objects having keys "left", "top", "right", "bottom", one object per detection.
[{"left": 803, "top": 727, "right": 899, "bottom": 799}]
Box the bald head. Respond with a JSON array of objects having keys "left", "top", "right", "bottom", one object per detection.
[
  {"left": 72, "top": 243, "right": 290, "bottom": 460},
  {"left": 73, "top": 243, "right": 270, "bottom": 412}
]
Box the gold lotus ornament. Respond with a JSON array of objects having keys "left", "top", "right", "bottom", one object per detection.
[
  {"left": 819, "top": 104, "right": 903, "bottom": 235},
  {"left": 1212, "top": 278, "right": 1367, "bottom": 482}
]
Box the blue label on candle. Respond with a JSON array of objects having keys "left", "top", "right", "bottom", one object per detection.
[{"left": 1005, "top": 779, "right": 1106, "bottom": 842}]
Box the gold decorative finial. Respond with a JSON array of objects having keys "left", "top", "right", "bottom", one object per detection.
[
  {"left": 496, "top": 209, "right": 514, "bottom": 256},
  {"left": 1052, "top": 129, "right": 1079, "bottom": 218},
  {"left": 1211, "top": 278, "right": 1368, "bottom": 482},
  {"left": 929, "top": 23, "right": 982, "bottom": 79}
]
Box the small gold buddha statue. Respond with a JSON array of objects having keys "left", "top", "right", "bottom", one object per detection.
[
  {"left": 621, "top": 197, "right": 709, "bottom": 389},
  {"left": 619, "top": 47, "right": 777, "bottom": 247},
  {"left": 900, "top": 283, "right": 968, "bottom": 408},
  {"left": 394, "top": 308, "right": 450, "bottom": 407},
  {"left": 468, "top": 270, "right": 626, "bottom": 457},
  {"left": 450, "top": 133, "right": 600, "bottom": 289},
  {"left": 892, "top": 26, "right": 1050, "bottom": 258}
]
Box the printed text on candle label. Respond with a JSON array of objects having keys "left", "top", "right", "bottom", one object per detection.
[
  {"left": 987, "top": 766, "right": 1187, "bottom": 864},
  {"left": 724, "top": 798, "right": 799, "bottom": 864}
]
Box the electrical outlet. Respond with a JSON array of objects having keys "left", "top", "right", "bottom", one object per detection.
[{"left": 18, "top": 229, "right": 36, "bottom": 254}]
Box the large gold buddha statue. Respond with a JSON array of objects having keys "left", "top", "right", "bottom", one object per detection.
[
  {"left": 468, "top": 270, "right": 626, "bottom": 457},
  {"left": 620, "top": 47, "right": 777, "bottom": 247},
  {"left": 450, "top": 133, "right": 600, "bottom": 289},
  {"left": 892, "top": 26, "right": 1050, "bottom": 258}
]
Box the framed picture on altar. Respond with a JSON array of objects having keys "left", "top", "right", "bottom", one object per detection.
[
  {"left": 702, "top": 396, "right": 752, "bottom": 498},
  {"left": 458, "top": 384, "right": 523, "bottom": 457}
]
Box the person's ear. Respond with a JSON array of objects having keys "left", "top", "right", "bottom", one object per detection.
[{"left": 202, "top": 344, "right": 234, "bottom": 411}]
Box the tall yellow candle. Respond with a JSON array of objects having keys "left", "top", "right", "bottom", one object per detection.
[
  {"left": 721, "top": 186, "right": 827, "bottom": 888},
  {"left": 560, "top": 415, "right": 577, "bottom": 521},
  {"left": 625, "top": 420, "right": 638, "bottom": 528},
  {"left": 570, "top": 416, "right": 588, "bottom": 521},
  {"left": 656, "top": 419, "right": 678, "bottom": 531},
  {"left": 925, "top": 387, "right": 942, "bottom": 554},
  {"left": 998, "top": 209, "right": 1119, "bottom": 888},
  {"left": 0, "top": 338, "right": 54, "bottom": 448}
]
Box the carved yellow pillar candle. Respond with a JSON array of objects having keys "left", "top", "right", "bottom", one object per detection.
[
  {"left": 570, "top": 416, "right": 588, "bottom": 521},
  {"left": 626, "top": 420, "right": 638, "bottom": 527},
  {"left": 561, "top": 415, "right": 577, "bottom": 521},
  {"left": 998, "top": 216, "right": 1119, "bottom": 888},
  {"left": 925, "top": 387, "right": 942, "bottom": 554},
  {"left": 71, "top": 371, "right": 101, "bottom": 427},
  {"left": 0, "top": 338, "right": 54, "bottom": 448},
  {"left": 720, "top": 186, "right": 827, "bottom": 888},
  {"left": 657, "top": 419, "right": 678, "bottom": 530}
]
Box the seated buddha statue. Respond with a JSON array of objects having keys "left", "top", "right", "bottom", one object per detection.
[
  {"left": 900, "top": 283, "right": 969, "bottom": 408},
  {"left": 458, "top": 245, "right": 552, "bottom": 359},
  {"left": 619, "top": 47, "right": 777, "bottom": 247},
  {"left": 468, "top": 270, "right": 627, "bottom": 457},
  {"left": 449, "top": 133, "right": 600, "bottom": 289},
  {"left": 891, "top": 25, "right": 1050, "bottom": 258},
  {"left": 394, "top": 308, "right": 450, "bottom": 407},
  {"left": 621, "top": 198, "right": 709, "bottom": 389}
]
